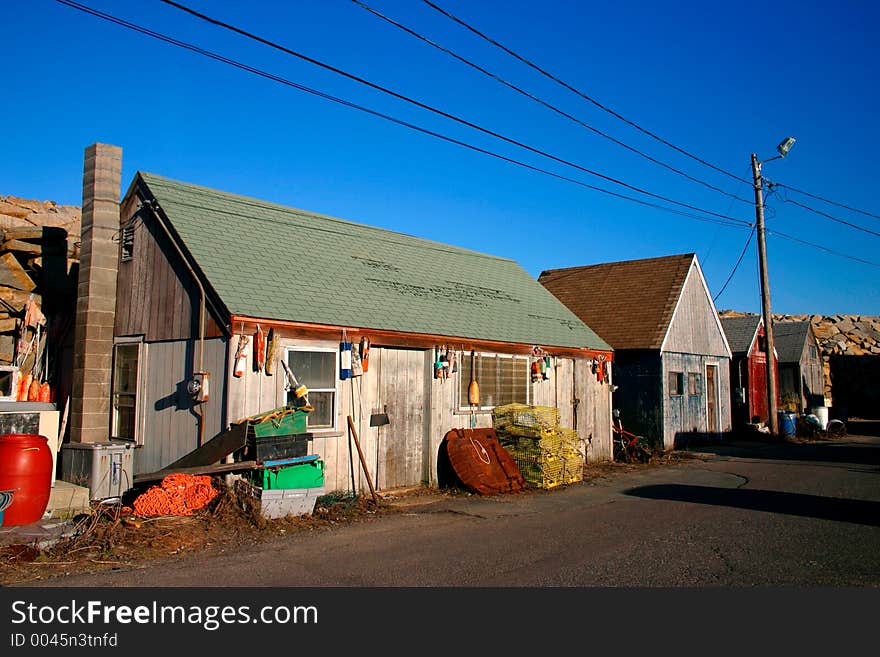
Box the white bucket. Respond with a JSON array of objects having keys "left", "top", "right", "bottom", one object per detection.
[{"left": 812, "top": 406, "right": 829, "bottom": 431}]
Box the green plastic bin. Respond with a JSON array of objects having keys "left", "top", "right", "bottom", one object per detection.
[
  {"left": 263, "top": 460, "right": 325, "bottom": 490},
  {"left": 250, "top": 407, "right": 308, "bottom": 438}
]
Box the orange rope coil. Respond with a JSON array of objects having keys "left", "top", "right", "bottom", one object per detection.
[{"left": 132, "top": 474, "right": 219, "bottom": 518}]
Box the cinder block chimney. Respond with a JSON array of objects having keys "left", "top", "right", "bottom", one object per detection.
[{"left": 69, "top": 143, "right": 122, "bottom": 443}]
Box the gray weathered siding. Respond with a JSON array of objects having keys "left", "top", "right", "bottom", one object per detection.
[
  {"left": 226, "top": 337, "right": 611, "bottom": 493},
  {"left": 132, "top": 337, "right": 228, "bottom": 474},
  {"left": 662, "top": 262, "right": 730, "bottom": 357},
  {"left": 661, "top": 352, "right": 731, "bottom": 449}
]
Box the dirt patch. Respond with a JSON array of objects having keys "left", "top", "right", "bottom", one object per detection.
[
  {"left": 0, "top": 483, "right": 405, "bottom": 586},
  {"left": 0, "top": 453, "right": 697, "bottom": 585}
]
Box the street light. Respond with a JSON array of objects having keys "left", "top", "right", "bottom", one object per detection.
[{"left": 751, "top": 136, "right": 796, "bottom": 436}]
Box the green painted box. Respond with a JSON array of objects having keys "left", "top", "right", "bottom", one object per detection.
[
  {"left": 262, "top": 460, "right": 325, "bottom": 490},
  {"left": 250, "top": 408, "right": 308, "bottom": 438}
]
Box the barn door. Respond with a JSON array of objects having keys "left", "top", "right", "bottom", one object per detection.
[
  {"left": 377, "top": 348, "right": 427, "bottom": 489},
  {"left": 706, "top": 364, "right": 718, "bottom": 432}
]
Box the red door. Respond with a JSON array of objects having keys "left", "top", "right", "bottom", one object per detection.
[{"left": 749, "top": 353, "right": 768, "bottom": 424}]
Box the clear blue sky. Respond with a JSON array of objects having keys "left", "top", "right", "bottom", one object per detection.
[{"left": 4, "top": 0, "right": 879, "bottom": 315}]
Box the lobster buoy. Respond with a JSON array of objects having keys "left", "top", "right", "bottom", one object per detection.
[
  {"left": 543, "top": 356, "right": 552, "bottom": 381},
  {"left": 27, "top": 378, "right": 40, "bottom": 402},
  {"left": 38, "top": 382, "right": 51, "bottom": 403},
  {"left": 360, "top": 337, "right": 370, "bottom": 373},
  {"left": 351, "top": 342, "right": 363, "bottom": 377},
  {"left": 254, "top": 325, "right": 266, "bottom": 372},
  {"left": 17, "top": 374, "right": 32, "bottom": 402},
  {"left": 340, "top": 332, "right": 352, "bottom": 380},
  {"left": 265, "top": 328, "right": 277, "bottom": 376},
  {"left": 530, "top": 360, "right": 541, "bottom": 383},
  {"left": 233, "top": 334, "right": 249, "bottom": 378}
]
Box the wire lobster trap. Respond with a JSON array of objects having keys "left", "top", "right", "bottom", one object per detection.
[
  {"left": 493, "top": 405, "right": 584, "bottom": 489},
  {"left": 492, "top": 403, "right": 560, "bottom": 437}
]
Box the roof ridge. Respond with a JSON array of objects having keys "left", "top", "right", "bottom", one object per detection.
[
  {"left": 540, "top": 252, "right": 695, "bottom": 278},
  {"left": 139, "top": 171, "right": 515, "bottom": 264}
]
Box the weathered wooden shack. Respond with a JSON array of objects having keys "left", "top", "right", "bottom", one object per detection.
[
  {"left": 773, "top": 321, "right": 824, "bottom": 412},
  {"left": 104, "top": 171, "right": 614, "bottom": 490},
  {"left": 720, "top": 315, "right": 777, "bottom": 426},
  {"left": 539, "top": 253, "right": 732, "bottom": 449}
]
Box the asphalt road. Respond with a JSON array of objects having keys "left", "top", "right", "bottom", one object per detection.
[{"left": 29, "top": 434, "right": 880, "bottom": 587}]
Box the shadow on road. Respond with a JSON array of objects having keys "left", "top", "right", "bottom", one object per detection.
[
  {"left": 624, "top": 484, "right": 880, "bottom": 527},
  {"left": 689, "top": 439, "right": 880, "bottom": 467}
]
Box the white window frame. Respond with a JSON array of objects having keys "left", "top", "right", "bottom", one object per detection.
[
  {"left": 456, "top": 352, "right": 530, "bottom": 413},
  {"left": 285, "top": 345, "right": 339, "bottom": 433},
  {"left": 111, "top": 337, "right": 145, "bottom": 445}
]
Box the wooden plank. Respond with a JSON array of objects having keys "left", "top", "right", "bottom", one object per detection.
[
  {"left": 0, "top": 253, "right": 36, "bottom": 292},
  {"left": 134, "top": 460, "right": 259, "bottom": 484},
  {"left": 0, "top": 318, "right": 16, "bottom": 333},
  {"left": 166, "top": 415, "right": 248, "bottom": 469}
]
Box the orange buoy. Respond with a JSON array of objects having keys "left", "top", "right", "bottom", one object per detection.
[
  {"left": 254, "top": 325, "right": 266, "bottom": 372},
  {"left": 27, "top": 378, "right": 40, "bottom": 402},
  {"left": 17, "top": 374, "right": 32, "bottom": 402}
]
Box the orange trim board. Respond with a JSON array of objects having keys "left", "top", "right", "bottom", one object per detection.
[{"left": 230, "top": 315, "right": 613, "bottom": 361}]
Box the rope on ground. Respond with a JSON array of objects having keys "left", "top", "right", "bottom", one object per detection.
[{"left": 133, "top": 474, "right": 218, "bottom": 518}]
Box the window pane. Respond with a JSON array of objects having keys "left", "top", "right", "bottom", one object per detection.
[
  {"left": 497, "top": 357, "right": 528, "bottom": 405},
  {"left": 479, "top": 356, "right": 498, "bottom": 407},
  {"left": 459, "top": 353, "right": 527, "bottom": 408},
  {"left": 113, "top": 344, "right": 139, "bottom": 440},
  {"left": 293, "top": 391, "right": 334, "bottom": 429},
  {"left": 114, "top": 344, "right": 138, "bottom": 393},
  {"left": 288, "top": 350, "right": 335, "bottom": 389}
]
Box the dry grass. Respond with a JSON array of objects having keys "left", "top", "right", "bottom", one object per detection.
[{"left": 0, "top": 452, "right": 696, "bottom": 585}]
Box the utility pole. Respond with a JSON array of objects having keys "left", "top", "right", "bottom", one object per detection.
[{"left": 751, "top": 153, "right": 779, "bottom": 436}]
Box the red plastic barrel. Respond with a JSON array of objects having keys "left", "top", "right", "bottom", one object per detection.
[{"left": 0, "top": 434, "right": 53, "bottom": 526}]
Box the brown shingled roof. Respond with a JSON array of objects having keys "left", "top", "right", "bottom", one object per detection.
[{"left": 538, "top": 253, "right": 695, "bottom": 350}]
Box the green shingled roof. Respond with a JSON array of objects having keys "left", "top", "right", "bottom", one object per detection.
[{"left": 138, "top": 172, "right": 610, "bottom": 351}]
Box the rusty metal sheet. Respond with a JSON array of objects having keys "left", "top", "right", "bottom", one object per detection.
[{"left": 441, "top": 428, "right": 525, "bottom": 495}]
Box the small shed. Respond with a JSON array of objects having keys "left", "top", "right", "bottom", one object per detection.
[
  {"left": 773, "top": 321, "right": 824, "bottom": 412},
  {"left": 720, "top": 315, "right": 777, "bottom": 426},
  {"left": 539, "top": 253, "right": 732, "bottom": 449},
  {"left": 83, "top": 164, "right": 615, "bottom": 492}
]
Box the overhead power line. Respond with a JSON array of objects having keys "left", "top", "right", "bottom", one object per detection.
[
  {"left": 764, "top": 178, "right": 880, "bottom": 221},
  {"left": 55, "top": 0, "right": 745, "bottom": 231},
  {"left": 156, "top": 0, "right": 751, "bottom": 225},
  {"left": 713, "top": 225, "right": 755, "bottom": 302},
  {"left": 768, "top": 228, "right": 880, "bottom": 268},
  {"left": 422, "top": 0, "right": 752, "bottom": 186},
  {"left": 350, "top": 0, "right": 753, "bottom": 206},
  {"left": 58, "top": 1, "right": 880, "bottom": 270},
  {"left": 777, "top": 196, "right": 880, "bottom": 239}
]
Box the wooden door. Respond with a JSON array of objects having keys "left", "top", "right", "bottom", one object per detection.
[
  {"left": 377, "top": 348, "right": 427, "bottom": 489},
  {"left": 706, "top": 365, "right": 718, "bottom": 432}
]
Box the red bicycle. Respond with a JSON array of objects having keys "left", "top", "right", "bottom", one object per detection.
[{"left": 612, "top": 411, "right": 652, "bottom": 463}]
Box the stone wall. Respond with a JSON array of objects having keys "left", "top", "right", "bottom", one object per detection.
[
  {"left": 0, "top": 195, "right": 81, "bottom": 245},
  {"left": 0, "top": 195, "right": 81, "bottom": 401},
  {"left": 720, "top": 309, "right": 880, "bottom": 412}
]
